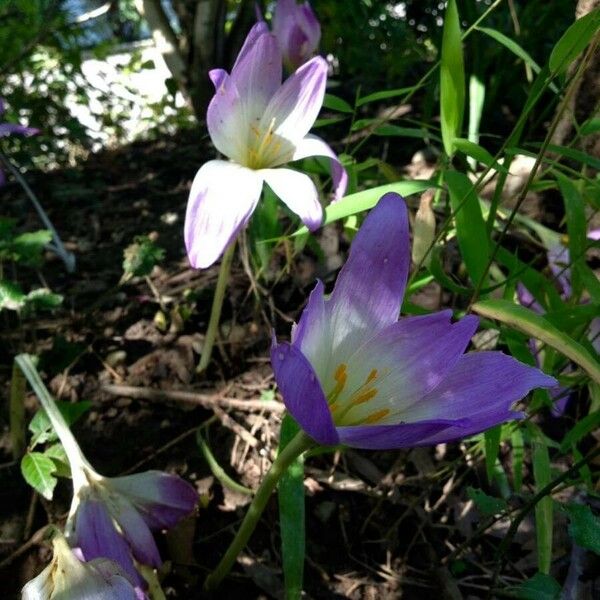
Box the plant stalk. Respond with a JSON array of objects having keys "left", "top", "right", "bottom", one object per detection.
[
  {"left": 197, "top": 240, "right": 236, "bottom": 374},
  {"left": 15, "top": 354, "right": 91, "bottom": 491},
  {"left": 204, "top": 430, "right": 314, "bottom": 590}
]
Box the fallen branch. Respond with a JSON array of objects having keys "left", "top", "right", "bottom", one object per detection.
[{"left": 102, "top": 383, "right": 284, "bottom": 413}]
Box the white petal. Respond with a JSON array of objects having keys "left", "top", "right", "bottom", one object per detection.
[
  {"left": 261, "top": 168, "right": 322, "bottom": 230},
  {"left": 185, "top": 161, "right": 263, "bottom": 268}
]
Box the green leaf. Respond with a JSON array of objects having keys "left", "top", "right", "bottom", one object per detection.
[
  {"left": 440, "top": 0, "right": 465, "bottom": 155},
  {"left": 563, "top": 502, "right": 600, "bottom": 554},
  {"left": 356, "top": 85, "right": 416, "bottom": 107},
  {"left": 453, "top": 138, "right": 508, "bottom": 173},
  {"left": 484, "top": 425, "right": 502, "bottom": 483},
  {"left": 472, "top": 299, "right": 600, "bottom": 385},
  {"left": 122, "top": 235, "right": 165, "bottom": 278},
  {"left": 11, "top": 230, "right": 52, "bottom": 267},
  {"left": 467, "top": 487, "right": 507, "bottom": 516},
  {"left": 0, "top": 280, "right": 26, "bottom": 311},
  {"left": 278, "top": 415, "right": 305, "bottom": 600},
  {"left": 24, "top": 288, "right": 63, "bottom": 312},
  {"left": 292, "top": 181, "right": 435, "bottom": 236},
  {"left": 445, "top": 170, "right": 490, "bottom": 285},
  {"left": 511, "top": 428, "right": 525, "bottom": 492},
  {"left": 580, "top": 117, "right": 600, "bottom": 136},
  {"left": 549, "top": 9, "right": 600, "bottom": 74},
  {"left": 372, "top": 124, "right": 441, "bottom": 141},
  {"left": 29, "top": 400, "right": 91, "bottom": 447},
  {"left": 560, "top": 410, "right": 600, "bottom": 452},
  {"left": 44, "top": 443, "right": 71, "bottom": 478},
  {"left": 556, "top": 172, "right": 587, "bottom": 297},
  {"left": 322, "top": 93, "right": 354, "bottom": 114},
  {"left": 532, "top": 435, "right": 553, "bottom": 574},
  {"left": 476, "top": 27, "right": 542, "bottom": 75},
  {"left": 510, "top": 573, "right": 561, "bottom": 600},
  {"left": 21, "top": 452, "right": 57, "bottom": 500}
]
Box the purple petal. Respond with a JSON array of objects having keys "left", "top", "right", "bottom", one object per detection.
[
  {"left": 547, "top": 243, "right": 571, "bottom": 298},
  {"left": 184, "top": 160, "right": 263, "bottom": 268},
  {"left": 0, "top": 123, "right": 39, "bottom": 137},
  {"left": 516, "top": 283, "right": 544, "bottom": 314},
  {"left": 337, "top": 419, "right": 463, "bottom": 450},
  {"left": 588, "top": 229, "right": 600, "bottom": 241},
  {"left": 261, "top": 168, "right": 322, "bottom": 230},
  {"left": 588, "top": 317, "right": 600, "bottom": 354},
  {"left": 273, "top": 0, "right": 320, "bottom": 70},
  {"left": 327, "top": 192, "right": 410, "bottom": 356},
  {"left": 232, "top": 21, "right": 270, "bottom": 70},
  {"left": 335, "top": 313, "right": 478, "bottom": 423},
  {"left": 208, "top": 68, "right": 228, "bottom": 90},
  {"left": 206, "top": 72, "right": 247, "bottom": 162},
  {"left": 271, "top": 339, "right": 339, "bottom": 445},
  {"left": 91, "top": 559, "right": 142, "bottom": 599},
  {"left": 262, "top": 55, "right": 327, "bottom": 143},
  {"left": 293, "top": 134, "right": 348, "bottom": 199},
  {"left": 109, "top": 471, "right": 197, "bottom": 530},
  {"left": 113, "top": 498, "right": 162, "bottom": 567},
  {"left": 75, "top": 498, "right": 142, "bottom": 586},
  {"left": 0, "top": 98, "right": 4, "bottom": 115},
  {"left": 401, "top": 351, "right": 557, "bottom": 444},
  {"left": 230, "top": 27, "right": 282, "bottom": 126}
]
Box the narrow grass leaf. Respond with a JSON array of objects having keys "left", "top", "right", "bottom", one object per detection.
[
  {"left": 440, "top": 0, "right": 465, "bottom": 156},
  {"left": 532, "top": 435, "right": 553, "bottom": 574},
  {"left": 323, "top": 93, "right": 354, "bottom": 114},
  {"left": 473, "top": 299, "right": 600, "bottom": 385},
  {"left": 560, "top": 410, "right": 600, "bottom": 453},
  {"left": 511, "top": 428, "right": 525, "bottom": 492},
  {"left": 549, "top": 9, "right": 600, "bottom": 74},
  {"left": 484, "top": 425, "right": 501, "bottom": 484},
  {"left": 278, "top": 415, "right": 305, "bottom": 600},
  {"left": 453, "top": 138, "right": 508, "bottom": 173},
  {"left": 292, "top": 180, "right": 435, "bottom": 235},
  {"left": 476, "top": 27, "right": 542, "bottom": 74},
  {"left": 445, "top": 170, "right": 490, "bottom": 285}
]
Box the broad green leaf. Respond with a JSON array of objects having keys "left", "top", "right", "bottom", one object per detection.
[
  {"left": 323, "top": 93, "right": 354, "bottom": 114},
  {"left": 580, "top": 117, "right": 600, "bottom": 136},
  {"left": 453, "top": 138, "right": 508, "bottom": 173},
  {"left": 29, "top": 400, "right": 92, "bottom": 447},
  {"left": 445, "top": 170, "right": 490, "bottom": 285},
  {"left": 467, "top": 486, "right": 507, "bottom": 516},
  {"left": 44, "top": 443, "right": 71, "bottom": 478},
  {"left": 476, "top": 27, "right": 542, "bottom": 74},
  {"left": 472, "top": 299, "right": 600, "bottom": 385},
  {"left": 11, "top": 230, "right": 52, "bottom": 267},
  {"left": 24, "top": 288, "right": 63, "bottom": 312},
  {"left": 467, "top": 74, "right": 485, "bottom": 169},
  {"left": 532, "top": 436, "right": 552, "bottom": 574},
  {"left": 0, "top": 280, "right": 26, "bottom": 310},
  {"left": 510, "top": 573, "right": 561, "bottom": 600},
  {"left": 278, "top": 415, "right": 305, "bottom": 600},
  {"left": 440, "top": 0, "right": 465, "bottom": 155},
  {"left": 21, "top": 451, "right": 57, "bottom": 500},
  {"left": 560, "top": 410, "right": 600, "bottom": 452},
  {"left": 563, "top": 502, "right": 600, "bottom": 554},
  {"left": 549, "top": 9, "right": 600, "bottom": 74},
  {"left": 292, "top": 181, "right": 435, "bottom": 235},
  {"left": 122, "top": 235, "right": 165, "bottom": 278}
]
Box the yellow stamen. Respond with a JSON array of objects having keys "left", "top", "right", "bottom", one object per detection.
[
  {"left": 327, "top": 363, "right": 347, "bottom": 405},
  {"left": 366, "top": 369, "right": 378, "bottom": 383},
  {"left": 362, "top": 409, "right": 390, "bottom": 424},
  {"left": 349, "top": 387, "right": 377, "bottom": 407}
]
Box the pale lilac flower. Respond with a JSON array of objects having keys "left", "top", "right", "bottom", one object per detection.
[
  {"left": 0, "top": 98, "right": 39, "bottom": 187},
  {"left": 184, "top": 22, "right": 347, "bottom": 269},
  {"left": 272, "top": 0, "right": 321, "bottom": 71},
  {"left": 22, "top": 530, "right": 140, "bottom": 600},
  {"left": 271, "top": 193, "right": 556, "bottom": 449},
  {"left": 66, "top": 469, "right": 197, "bottom": 590}
]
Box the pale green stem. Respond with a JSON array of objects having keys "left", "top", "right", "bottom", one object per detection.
[
  {"left": 15, "top": 354, "right": 92, "bottom": 492},
  {"left": 197, "top": 240, "right": 236, "bottom": 374},
  {"left": 204, "top": 430, "right": 314, "bottom": 591}
]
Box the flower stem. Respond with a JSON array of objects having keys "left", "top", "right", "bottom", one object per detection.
[
  {"left": 204, "top": 430, "right": 314, "bottom": 591},
  {"left": 196, "top": 240, "right": 236, "bottom": 374},
  {"left": 15, "top": 354, "right": 91, "bottom": 491}
]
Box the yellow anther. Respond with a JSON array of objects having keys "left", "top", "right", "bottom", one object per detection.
[
  {"left": 327, "top": 363, "right": 347, "bottom": 405},
  {"left": 349, "top": 387, "right": 378, "bottom": 407},
  {"left": 363, "top": 409, "right": 390, "bottom": 424},
  {"left": 366, "top": 369, "right": 378, "bottom": 383}
]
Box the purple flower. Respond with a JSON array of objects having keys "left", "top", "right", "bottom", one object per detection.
[
  {"left": 272, "top": 0, "right": 321, "bottom": 71},
  {"left": 66, "top": 470, "right": 197, "bottom": 590},
  {"left": 0, "top": 98, "right": 39, "bottom": 187},
  {"left": 271, "top": 193, "right": 556, "bottom": 449},
  {"left": 22, "top": 530, "right": 141, "bottom": 600},
  {"left": 184, "top": 22, "right": 347, "bottom": 269}
]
